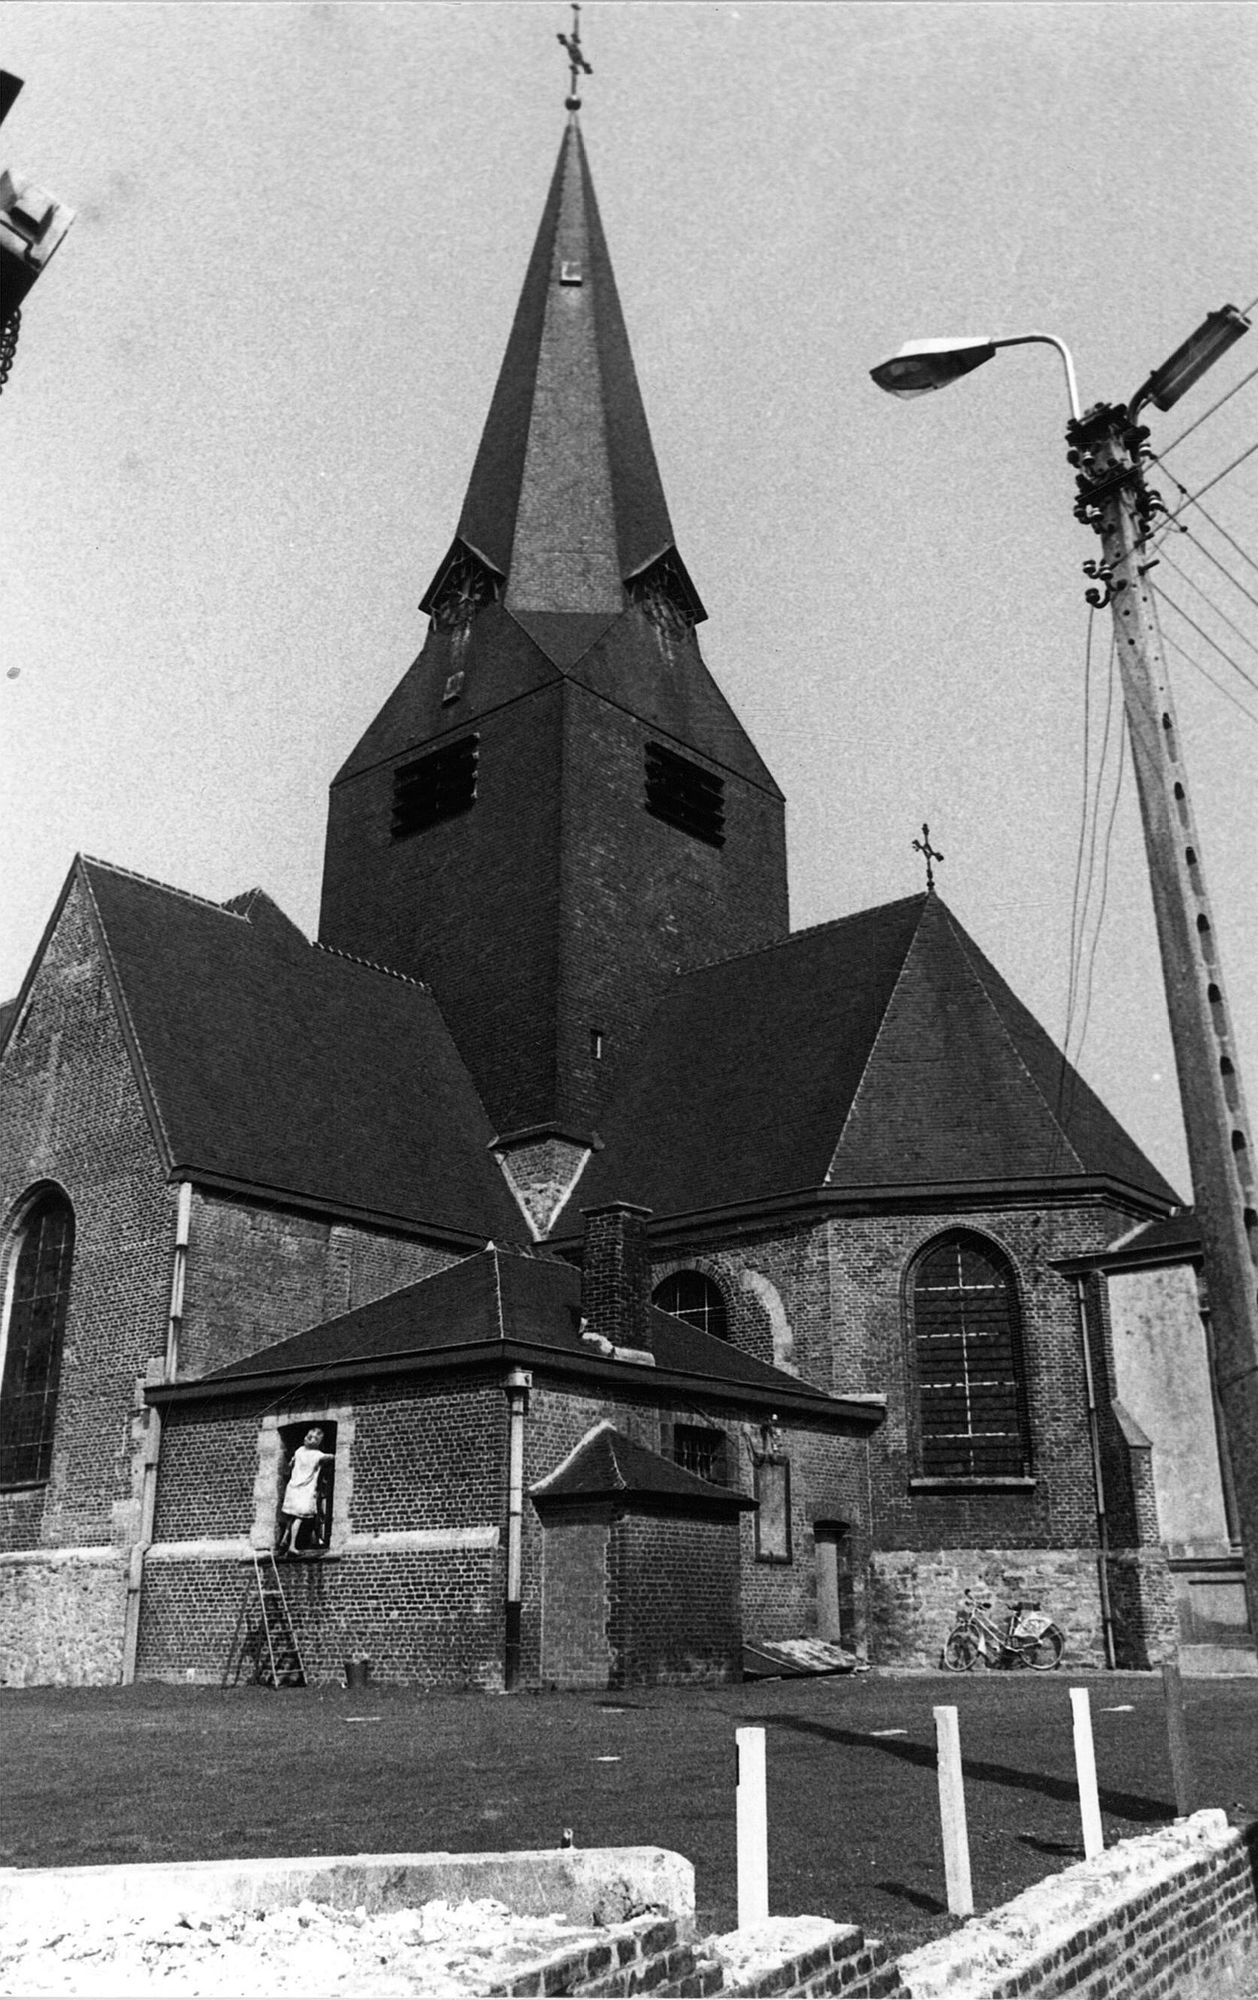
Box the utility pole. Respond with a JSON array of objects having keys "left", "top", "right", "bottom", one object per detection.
[
  {"left": 0, "top": 71, "right": 76, "bottom": 391},
  {"left": 1068, "top": 397, "right": 1258, "bottom": 1643}
]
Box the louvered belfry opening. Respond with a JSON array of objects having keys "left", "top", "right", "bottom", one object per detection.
[
  {"left": 912, "top": 1233, "right": 1031, "bottom": 1478},
  {"left": 391, "top": 735, "right": 479, "bottom": 841},
  {"left": 644, "top": 742, "right": 726, "bottom": 848}
]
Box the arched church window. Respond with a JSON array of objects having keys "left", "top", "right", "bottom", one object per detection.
[
  {"left": 909, "top": 1232, "right": 1031, "bottom": 1479},
  {"left": 653, "top": 1270, "right": 729, "bottom": 1342},
  {"left": 0, "top": 1187, "right": 75, "bottom": 1488}
]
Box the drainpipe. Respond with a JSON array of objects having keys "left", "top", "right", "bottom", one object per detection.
[
  {"left": 503, "top": 1368, "right": 532, "bottom": 1690},
  {"left": 1075, "top": 1274, "right": 1117, "bottom": 1670},
  {"left": 121, "top": 1181, "right": 191, "bottom": 1684}
]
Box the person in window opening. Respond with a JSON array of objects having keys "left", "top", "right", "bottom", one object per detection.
[{"left": 276, "top": 1427, "right": 334, "bottom": 1558}]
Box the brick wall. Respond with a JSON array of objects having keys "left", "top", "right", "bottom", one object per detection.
[
  {"left": 896, "top": 1810, "right": 1258, "bottom": 2000},
  {"left": 0, "top": 878, "right": 173, "bottom": 1567},
  {"left": 178, "top": 1192, "right": 457, "bottom": 1380},
  {"left": 538, "top": 1505, "right": 612, "bottom": 1688},
  {"left": 320, "top": 652, "right": 789, "bottom": 1136},
  {"left": 609, "top": 1510, "right": 741, "bottom": 1686}
]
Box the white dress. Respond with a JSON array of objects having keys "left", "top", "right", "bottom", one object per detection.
[{"left": 281, "top": 1446, "right": 326, "bottom": 1518}]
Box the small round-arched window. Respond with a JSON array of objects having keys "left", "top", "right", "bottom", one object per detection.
[
  {"left": 1, "top": 1187, "right": 75, "bottom": 1488},
  {"left": 653, "top": 1270, "right": 729, "bottom": 1342},
  {"left": 910, "top": 1233, "right": 1031, "bottom": 1478}
]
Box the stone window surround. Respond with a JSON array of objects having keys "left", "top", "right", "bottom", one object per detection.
[
  {"left": 252, "top": 1404, "right": 355, "bottom": 1556},
  {"left": 901, "top": 1224, "right": 1036, "bottom": 1492},
  {"left": 0, "top": 1180, "right": 75, "bottom": 1494}
]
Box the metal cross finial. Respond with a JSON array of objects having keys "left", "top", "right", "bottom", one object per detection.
[
  {"left": 557, "top": 3, "right": 592, "bottom": 111},
  {"left": 912, "top": 823, "right": 944, "bottom": 893}
]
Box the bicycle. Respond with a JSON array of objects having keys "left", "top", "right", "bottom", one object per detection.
[{"left": 941, "top": 1591, "right": 1064, "bottom": 1671}]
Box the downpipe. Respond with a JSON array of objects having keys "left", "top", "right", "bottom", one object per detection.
[
  {"left": 503, "top": 1368, "right": 532, "bottom": 1690},
  {"left": 1076, "top": 1273, "right": 1117, "bottom": 1670}
]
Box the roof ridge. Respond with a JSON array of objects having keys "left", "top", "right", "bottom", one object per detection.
[
  {"left": 80, "top": 855, "right": 248, "bottom": 919},
  {"left": 939, "top": 904, "right": 1087, "bottom": 1177},
  {"left": 311, "top": 940, "right": 427, "bottom": 988},
  {"left": 823, "top": 899, "right": 928, "bottom": 1180},
  {"left": 681, "top": 892, "right": 930, "bottom": 981}
]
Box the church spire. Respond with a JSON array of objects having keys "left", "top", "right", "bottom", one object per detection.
[{"left": 421, "top": 118, "right": 703, "bottom": 632}]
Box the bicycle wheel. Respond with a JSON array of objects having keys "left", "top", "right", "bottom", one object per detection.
[
  {"left": 1026, "top": 1624, "right": 1064, "bottom": 1670},
  {"left": 942, "top": 1630, "right": 979, "bottom": 1672}
]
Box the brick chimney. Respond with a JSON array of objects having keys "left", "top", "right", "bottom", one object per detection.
[{"left": 581, "top": 1203, "right": 654, "bottom": 1353}]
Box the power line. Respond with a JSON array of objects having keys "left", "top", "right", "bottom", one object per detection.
[
  {"left": 1162, "top": 439, "right": 1258, "bottom": 521},
  {"left": 1176, "top": 520, "right": 1258, "bottom": 620},
  {"left": 1155, "top": 545, "right": 1258, "bottom": 667},
  {"left": 1154, "top": 584, "right": 1258, "bottom": 697},
  {"left": 1158, "top": 360, "right": 1258, "bottom": 460},
  {"left": 1160, "top": 628, "right": 1258, "bottom": 729},
  {"left": 1147, "top": 451, "right": 1258, "bottom": 581}
]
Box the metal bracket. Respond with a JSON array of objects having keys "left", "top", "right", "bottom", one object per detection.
[{"left": 1082, "top": 559, "right": 1126, "bottom": 610}]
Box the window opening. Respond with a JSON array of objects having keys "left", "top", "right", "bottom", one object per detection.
[
  {"left": 276, "top": 1420, "right": 337, "bottom": 1558},
  {"left": 673, "top": 1422, "right": 727, "bottom": 1485},
  {"left": 392, "top": 734, "right": 478, "bottom": 840},
  {"left": 653, "top": 1270, "right": 729, "bottom": 1342},
  {"left": 911, "top": 1234, "right": 1031, "bottom": 1478},
  {"left": 0, "top": 1189, "right": 74, "bottom": 1488},
  {"left": 644, "top": 742, "right": 725, "bottom": 848}
]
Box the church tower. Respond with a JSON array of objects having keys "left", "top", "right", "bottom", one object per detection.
[{"left": 319, "top": 113, "right": 789, "bottom": 1141}]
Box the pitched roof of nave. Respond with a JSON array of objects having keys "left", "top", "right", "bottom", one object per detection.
[
  {"left": 70, "top": 857, "right": 526, "bottom": 1246},
  {"left": 566, "top": 890, "right": 1182, "bottom": 1227},
  {"left": 156, "top": 1244, "right": 883, "bottom": 1430}
]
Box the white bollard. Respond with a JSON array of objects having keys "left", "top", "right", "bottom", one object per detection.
[
  {"left": 933, "top": 1705, "right": 974, "bottom": 1917},
  {"left": 1070, "top": 1687, "right": 1105, "bottom": 1859},
  {"left": 735, "top": 1725, "right": 769, "bottom": 1927}
]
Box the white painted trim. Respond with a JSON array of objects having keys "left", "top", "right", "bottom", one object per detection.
[
  {"left": 146, "top": 1539, "right": 254, "bottom": 1562},
  {"left": 0, "top": 1545, "right": 124, "bottom": 1567},
  {"left": 347, "top": 1527, "right": 500, "bottom": 1552}
]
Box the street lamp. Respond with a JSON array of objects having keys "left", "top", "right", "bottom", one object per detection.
[
  {"left": 870, "top": 333, "right": 1081, "bottom": 421},
  {"left": 869, "top": 307, "right": 1258, "bottom": 1657}
]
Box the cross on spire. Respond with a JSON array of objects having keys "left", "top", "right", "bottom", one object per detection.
[
  {"left": 557, "top": 3, "right": 592, "bottom": 111},
  {"left": 912, "top": 823, "right": 944, "bottom": 893}
]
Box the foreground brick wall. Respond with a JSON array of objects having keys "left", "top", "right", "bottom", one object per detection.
[{"left": 896, "top": 1810, "right": 1258, "bottom": 2000}]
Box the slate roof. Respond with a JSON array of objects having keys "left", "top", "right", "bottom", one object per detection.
[
  {"left": 531, "top": 1421, "right": 755, "bottom": 1510},
  {"left": 1056, "top": 1208, "right": 1201, "bottom": 1274},
  {"left": 75, "top": 858, "right": 526, "bottom": 1244},
  {"left": 153, "top": 1246, "right": 884, "bottom": 1430},
  {"left": 569, "top": 892, "right": 1180, "bottom": 1224},
  {"left": 438, "top": 119, "right": 682, "bottom": 610}
]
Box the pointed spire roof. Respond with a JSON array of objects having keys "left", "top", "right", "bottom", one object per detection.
[{"left": 422, "top": 118, "right": 699, "bottom": 630}]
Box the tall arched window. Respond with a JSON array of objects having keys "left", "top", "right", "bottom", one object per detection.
[
  {"left": 653, "top": 1270, "right": 730, "bottom": 1342},
  {"left": 0, "top": 1188, "right": 75, "bottom": 1487},
  {"left": 910, "top": 1233, "right": 1030, "bottom": 1479}
]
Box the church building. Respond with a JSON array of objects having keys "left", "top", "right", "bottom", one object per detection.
[{"left": 1, "top": 102, "right": 1247, "bottom": 1689}]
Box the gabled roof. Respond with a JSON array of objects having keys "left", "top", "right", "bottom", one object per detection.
[
  {"left": 1055, "top": 1208, "right": 1201, "bottom": 1276},
  {"left": 75, "top": 858, "right": 526, "bottom": 1245},
  {"left": 152, "top": 1245, "right": 884, "bottom": 1430},
  {"left": 568, "top": 892, "right": 1180, "bottom": 1224},
  {"left": 441, "top": 118, "right": 682, "bottom": 614},
  {"left": 531, "top": 1421, "right": 755, "bottom": 1510}
]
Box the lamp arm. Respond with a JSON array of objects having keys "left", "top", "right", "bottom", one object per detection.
[{"left": 991, "top": 334, "right": 1082, "bottom": 422}]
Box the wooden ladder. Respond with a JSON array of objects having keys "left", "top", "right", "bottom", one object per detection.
[{"left": 224, "top": 1549, "right": 307, "bottom": 1688}]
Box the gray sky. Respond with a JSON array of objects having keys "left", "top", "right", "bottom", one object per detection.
[{"left": 3, "top": 1, "right": 1256, "bottom": 1196}]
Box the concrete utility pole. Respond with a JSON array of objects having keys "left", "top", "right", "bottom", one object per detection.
[{"left": 1068, "top": 396, "right": 1258, "bottom": 1644}]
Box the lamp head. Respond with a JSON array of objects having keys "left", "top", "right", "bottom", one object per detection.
[
  {"left": 1131, "top": 305, "right": 1250, "bottom": 415},
  {"left": 870, "top": 337, "right": 996, "bottom": 399}
]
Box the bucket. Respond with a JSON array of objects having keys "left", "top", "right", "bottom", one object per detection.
[{"left": 343, "top": 1658, "right": 371, "bottom": 1690}]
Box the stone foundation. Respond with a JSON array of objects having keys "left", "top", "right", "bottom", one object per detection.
[
  {"left": 869, "top": 1549, "right": 1108, "bottom": 1668},
  {"left": 0, "top": 1550, "right": 127, "bottom": 1686}
]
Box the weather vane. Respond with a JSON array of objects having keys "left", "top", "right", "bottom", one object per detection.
[
  {"left": 557, "top": 3, "right": 592, "bottom": 111},
  {"left": 912, "top": 823, "right": 944, "bottom": 893}
]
